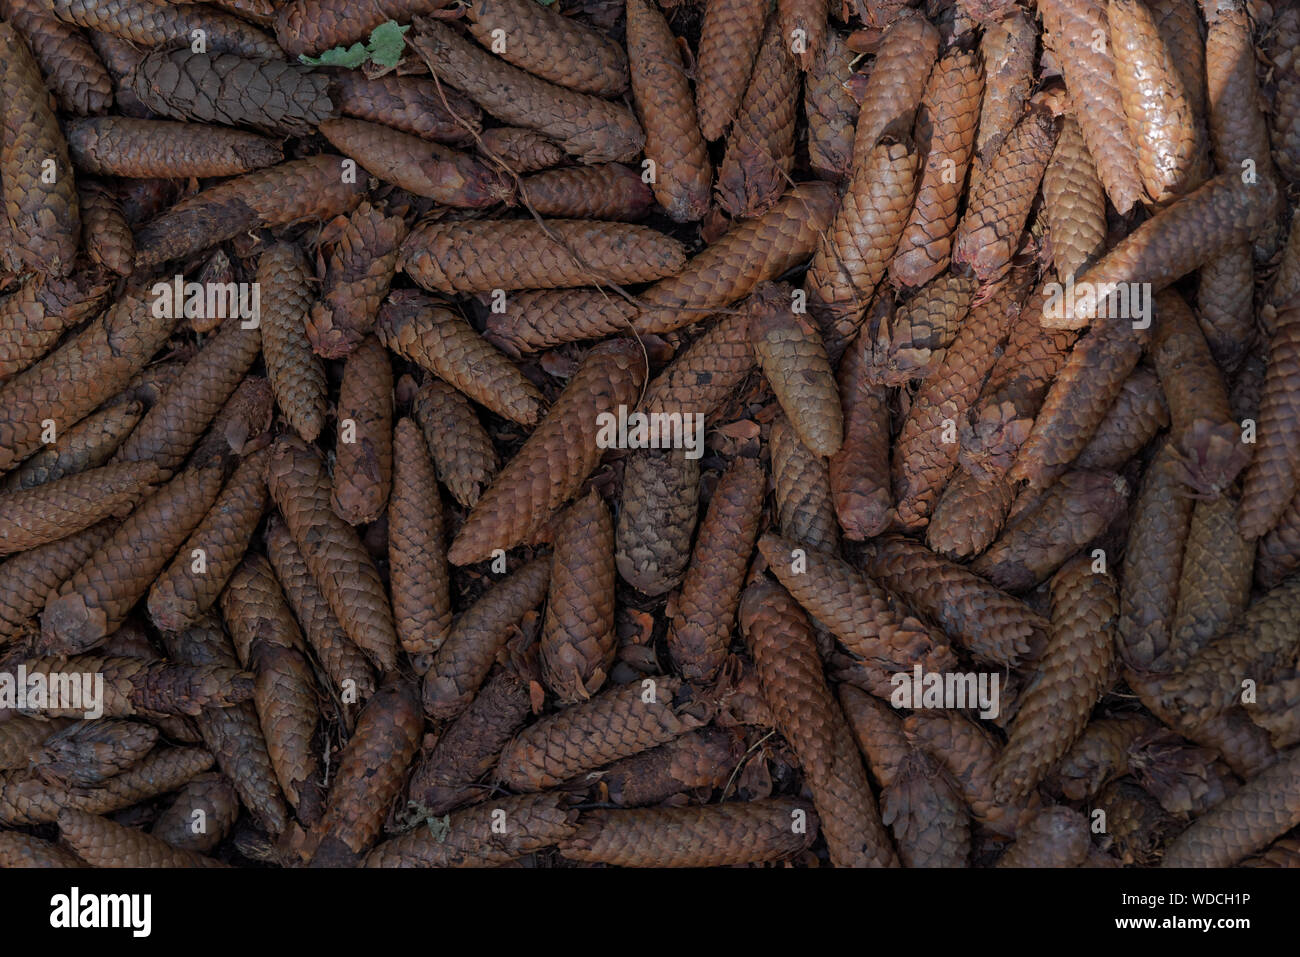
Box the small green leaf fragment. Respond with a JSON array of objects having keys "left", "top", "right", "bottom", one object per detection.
[
  {"left": 368, "top": 20, "right": 409, "bottom": 67},
  {"left": 299, "top": 42, "right": 368, "bottom": 67},
  {"left": 424, "top": 813, "right": 451, "bottom": 842}
]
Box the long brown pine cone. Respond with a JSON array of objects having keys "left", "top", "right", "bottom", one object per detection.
[
  {"left": 40, "top": 465, "right": 223, "bottom": 654},
  {"left": 407, "top": 668, "right": 532, "bottom": 815},
  {"left": 992, "top": 554, "right": 1118, "bottom": 802},
  {"left": 715, "top": 15, "right": 798, "bottom": 219},
  {"left": 124, "top": 48, "right": 334, "bottom": 135},
  {"left": 739, "top": 580, "right": 898, "bottom": 868},
  {"left": 310, "top": 677, "right": 423, "bottom": 867},
  {"left": 330, "top": 336, "right": 394, "bottom": 526},
  {"left": 422, "top": 555, "right": 551, "bottom": 721},
  {"left": 496, "top": 677, "right": 713, "bottom": 791},
  {"left": 558, "top": 799, "right": 817, "bottom": 867},
  {"left": 447, "top": 339, "right": 645, "bottom": 564},
  {"left": 625, "top": 0, "right": 711, "bottom": 222},
  {"left": 0, "top": 20, "right": 80, "bottom": 276},
  {"left": 388, "top": 418, "right": 452, "bottom": 667},
  {"left": 667, "top": 455, "right": 763, "bottom": 682},
  {"left": 264, "top": 436, "right": 399, "bottom": 672},
  {"left": 748, "top": 281, "right": 842, "bottom": 457},
  {"left": 615, "top": 446, "right": 699, "bottom": 597},
  {"left": 539, "top": 489, "right": 617, "bottom": 704}
]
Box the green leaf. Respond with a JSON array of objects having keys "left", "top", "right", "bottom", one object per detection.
[
  {"left": 299, "top": 42, "right": 368, "bottom": 68},
  {"left": 367, "top": 20, "right": 409, "bottom": 67},
  {"left": 424, "top": 813, "right": 451, "bottom": 843}
]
